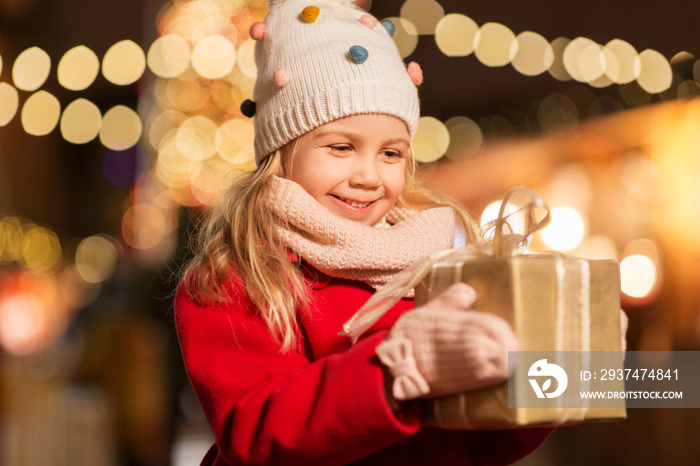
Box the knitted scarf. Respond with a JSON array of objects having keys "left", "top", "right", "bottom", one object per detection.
[{"left": 267, "top": 176, "right": 456, "bottom": 291}]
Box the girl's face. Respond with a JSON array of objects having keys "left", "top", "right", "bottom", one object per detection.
[{"left": 288, "top": 114, "right": 409, "bottom": 225}]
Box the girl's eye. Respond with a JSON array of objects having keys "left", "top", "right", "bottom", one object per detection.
[
  {"left": 328, "top": 144, "right": 352, "bottom": 154},
  {"left": 381, "top": 150, "right": 403, "bottom": 159}
]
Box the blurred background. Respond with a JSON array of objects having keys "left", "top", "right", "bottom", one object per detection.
[{"left": 1, "top": 0, "right": 699, "bottom": 464}]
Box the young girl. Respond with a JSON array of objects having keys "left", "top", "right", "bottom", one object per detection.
[{"left": 175, "top": 1, "right": 553, "bottom": 464}]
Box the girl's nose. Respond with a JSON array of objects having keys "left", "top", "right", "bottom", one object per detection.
[{"left": 349, "top": 154, "right": 381, "bottom": 188}]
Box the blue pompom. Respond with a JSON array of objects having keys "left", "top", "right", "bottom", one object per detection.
[
  {"left": 349, "top": 45, "right": 368, "bottom": 64},
  {"left": 382, "top": 20, "right": 396, "bottom": 37}
]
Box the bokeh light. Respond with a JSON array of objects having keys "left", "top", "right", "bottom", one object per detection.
[
  {"left": 121, "top": 204, "right": 167, "bottom": 250},
  {"left": 444, "top": 116, "right": 482, "bottom": 161},
  {"left": 637, "top": 49, "right": 673, "bottom": 94},
  {"left": 57, "top": 45, "right": 100, "bottom": 91},
  {"left": 74, "top": 235, "right": 119, "bottom": 286},
  {"left": 20, "top": 225, "right": 62, "bottom": 273},
  {"left": 102, "top": 40, "right": 147, "bottom": 86},
  {"left": 539, "top": 206, "right": 586, "bottom": 252},
  {"left": 547, "top": 37, "right": 572, "bottom": 81},
  {"left": 191, "top": 34, "right": 236, "bottom": 79},
  {"left": 474, "top": 22, "right": 518, "bottom": 68},
  {"left": 21, "top": 91, "right": 61, "bottom": 136},
  {"left": 216, "top": 118, "right": 255, "bottom": 164},
  {"left": 147, "top": 33, "right": 191, "bottom": 78},
  {"left": 512, "top": 31, "right": 554, "bottom": 76},
  {"left": 400, "top": 0, "right": 444, "bottom": 35},
  {"left": 60, "top": 98, "right": 102, "bottom": 144},
  {"left": 563, "top": 37, "right": 605, "bottom": 83},
  {"left": 603, "top": 39, "right": 640, "bottom": 84},
  {"left": 0, "top": 83, "right": 19, "bottom": 126},
  {"left": 620, "top": 254, "right": 657, "bottom": 298},
  {"left": 99, "top": 105, "right": 143, "bottom": 150},
  {"left": 412, "top": 116, "right": 450, "bottom": 163},
  {"left": 434, "top": 14, "right": 478, "bottom": 57},
  {"left": 12, "top": 46, "right": 51, "bottom": 92}
]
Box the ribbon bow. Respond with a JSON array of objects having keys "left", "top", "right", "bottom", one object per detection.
[{"left": 340, "top": 185, "right": 550, "bottom": 343}]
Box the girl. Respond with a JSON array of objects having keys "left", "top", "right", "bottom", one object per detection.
[{"left": 175, "top": 1, "right": 553, "bottom": 464}]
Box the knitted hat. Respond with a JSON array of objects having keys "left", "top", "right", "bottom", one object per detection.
[{"left": 243, "top": 0, "right": 423, "bottom": 164}]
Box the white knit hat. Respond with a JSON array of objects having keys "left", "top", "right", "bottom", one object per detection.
[{"left": 243, "top": 0, "right": 423, "bottom": 164}]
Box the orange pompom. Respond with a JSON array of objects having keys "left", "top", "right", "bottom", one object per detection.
[
  {"left": 301, "top": 6, "right": 320, "bottom": 23},
  {"left": 407, "top": 62, "right": 423, "bottom": 86},
  {"left": 250, "top": 22, "right": 266, "bottom": 40}
]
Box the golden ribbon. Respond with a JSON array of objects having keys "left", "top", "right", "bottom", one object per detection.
[{"left": 341, "top": 185, "right": 551, "bottom": 343}]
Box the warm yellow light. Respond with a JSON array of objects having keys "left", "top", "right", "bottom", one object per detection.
[
  {"left": 412, "top": 116, "right": 450, "bottom": 163},
  {"left": 620, "top": 254, "right": 657, "bottom": 298},
  {"left": 563, "top": 37, "right": 604, "bottom": 83},
  {"left": 400, "top": 0, "right": 444, "bottom": 35},
  {"left": 547, "top": 37, "right": 572, "bottom": 81},
  {"left": 190, "top": 160, "right": 231, "bottom": 206},
  {"left": 75, "top": 235, "right": 119, "bottom": 285},
  {"left": 60, "top": 99, "right": 102, "bottom": 144},
  {"left": 539, "top": 206, "right": 586, "bottom": 252},
  {"left": 99, "top": 105, "right": 143, "bottom": 150},
  {"left": 147, "top": 34, "right": 191, "bottom": 78},
  {"left": 385, "top": 17, "right": 418, "bottom": 59},
  {"left": 603, "top": 39, "right": 640, "bottom": 84},
  {"left": 102, "top": 40, "right": 146, "bottom": 86},
  {"left": 57, "top": 45, "right": 100, "bottom": 91},
  {"left": 512, "top": 31, "right": 553, "bottom": 76},
  {"left": 12, "top": 46, "right": 51, "bottom": 91},
  {"left": 21, "top": 226, "right": 62, "bottom": 273},
  {"left": 191, "top": 34, "right": 236, "bottom": 79},
  {"left": 637, "top": 49, "right": 672, "bottom": 94},
  {"left": 122, "top": 204, "right": 167, "bottom": 250},
  {"left": 192, "top": 15, "right": 238, "bottom": 44},
  {"left": 236, "top": 39, "right": 257, "bottom": 79},
  {"left": 444, "top": 116, "right": 482, "bottom": 161},
  {"left": 434, "top": 14, "right": 478, "bottom": 57},
  {"left": 21, "top": 91, "right": 61, "bottom": 136},
  {"left": 474, "top": 22, "right": 518, "bottom": 68},
  {"left": 177, "top": 115, "right": 218, "bottom": 161},
  {"left": 148, "top": 109, "right": 186, "bottom": 150},
  {"left": 216, "top": 118, "right": 255, "bottom": 164},
  {"left": 0, "top": 217, "right": 23, "bottom": 262},
  {"left": 0, "top": 293, "right": 45, "bottom": 355},
  {"left": 0, "top": 83, "right": 19, "bottom": 126}
]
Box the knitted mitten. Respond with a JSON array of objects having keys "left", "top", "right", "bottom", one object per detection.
[{"left": 376, "top": 283, "right": 518, "bottom": 401}]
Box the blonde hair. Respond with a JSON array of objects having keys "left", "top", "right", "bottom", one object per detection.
[{"left": 182, "top": 138, "right": 478, "bottom": 352}]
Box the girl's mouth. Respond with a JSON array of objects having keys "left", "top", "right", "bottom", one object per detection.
[{"left": 331, "top": 195, "right": 373, "bottom": 209}]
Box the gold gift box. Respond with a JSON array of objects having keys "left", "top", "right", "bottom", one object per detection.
[{"left": 415, "top": 254, "right": 627, "bottom": 429}]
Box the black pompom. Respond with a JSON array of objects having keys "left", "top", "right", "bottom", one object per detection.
[{"left": 240, "top": 99, "right": 256, "bottom": 118}]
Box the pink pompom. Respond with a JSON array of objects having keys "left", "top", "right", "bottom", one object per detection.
[
  {"left": 274, "top": 68, "right": 290, "bottom": 87},
  {"left": 250, "top": 22, "right": 266, "bottom": 40},
  {"left": 407, "top": 62, "right": 423, "bottom": 86},
  {"left": 359, "top": 15, "right": 378, "bottom": 29}
]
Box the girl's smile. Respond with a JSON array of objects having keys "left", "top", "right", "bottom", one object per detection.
[{"left": 288, "top": 114, "right": 410, "bottom": 225}]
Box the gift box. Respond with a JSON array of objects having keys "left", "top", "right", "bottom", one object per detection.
[
  {"left": 342, "top": 185, "right": 627, "bottom": 429},
  {"left": 414, "top": 254, "right": 627, "bottom": 429}
]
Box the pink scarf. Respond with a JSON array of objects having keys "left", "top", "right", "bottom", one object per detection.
[{"left": 267, "top": 176, "right": 456, "bottom": 291}]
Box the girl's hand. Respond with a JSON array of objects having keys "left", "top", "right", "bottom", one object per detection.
[{"left": 377, "top": 283, "right": 518, "bottom": 401}]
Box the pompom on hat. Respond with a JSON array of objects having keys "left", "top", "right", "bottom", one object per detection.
[{"left": 244, "top": 0, "right": 423, "bottom": 164}]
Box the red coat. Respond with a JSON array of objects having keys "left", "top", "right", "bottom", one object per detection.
[{"left": 175, "top": 261, "right": 552, "bottom": 465}]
